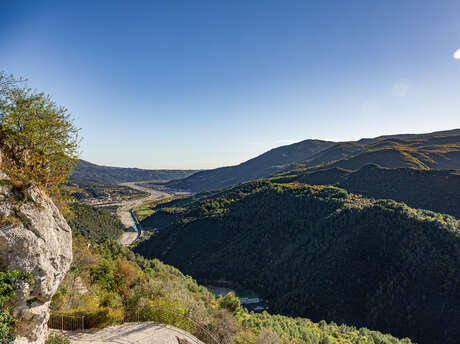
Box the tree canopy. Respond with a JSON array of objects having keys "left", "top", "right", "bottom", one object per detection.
[
  {"left": 135, "top": 180, "right": 460, "bottom": 344},
  {"left": 0, "top": 72, "right": 79, "bottom": 189}
]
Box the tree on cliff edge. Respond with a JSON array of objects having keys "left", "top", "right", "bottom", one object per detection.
[{"left": 0, "top": 71, "right": 80, "bottom": 215}]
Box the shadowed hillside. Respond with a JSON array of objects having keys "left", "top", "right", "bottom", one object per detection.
[
  {"left": 271, "top": 164, "right": 460, "bottom": 218},
  {"left": 50, "top": 229, "right": 414, "bottom": 344},
  {"left": 135, "top": 181, "right": 460, "bottom": 344}
]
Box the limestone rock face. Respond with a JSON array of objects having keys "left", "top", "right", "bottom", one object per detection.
[{"left": 0, "top": 162, "right": 72, "bottom": 343}]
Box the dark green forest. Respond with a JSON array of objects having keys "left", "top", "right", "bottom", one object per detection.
[
  {"left": 67, "top": 204, "right": 124, "bottom": 242},
  {"left": 135, "top": 181, "right": 460, "bottom": 344},
  {"left": 271, "top": 164, "right": 460, "bottom": 218},
  {"left": 51, "top": 227, "right": 413, "bottom": 344}
]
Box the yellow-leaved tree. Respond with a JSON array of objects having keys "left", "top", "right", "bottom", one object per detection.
[{"left": 0, "top": 71, "right": 80, "bottom": 216}]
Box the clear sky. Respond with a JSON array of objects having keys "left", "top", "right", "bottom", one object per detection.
[{"left": 1, "top": 0, "right": 460, "bottom": 169}]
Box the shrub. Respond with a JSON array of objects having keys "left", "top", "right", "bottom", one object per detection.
[
  {"left": 0, "top": 270, "right": 28, "bottom": 344},
  {"left": 255, "top": 328, "right": 281, "bottom": 344},
  {"left": 0, "top": 71, "right": 80, "bottom": 216},
  {"left": 54, "top": 308, "right": 123, "bottom": 329},
  {"left": 45, "top": 334, "right": 70, "bottom": 344},
  {"left": 0, "top": 84, "right": 79, "bottom": 188}
]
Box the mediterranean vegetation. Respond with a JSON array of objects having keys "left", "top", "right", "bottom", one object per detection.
[
  {"left": 0, "top": 71, "right": 81, "bottom": 342},
  {"left": 0, "top": 271, "right": 27, "bottom": 344},
  {"left": 135, "top": 180, "right": 460, "bottom": 344},
  {"left": 67, "top": 204, "right": 124, "bottom": 242},
  {"left": 270, "top": 164, "right": 460, "bottom": 218},
  {"left": 51, "top": 232, "right": 413, "bottom": 344},
  {"left": 2, "top": 70, "right": 457, "bottom": 344},
  {"left": 45, "top": 334, "right": 70, "bottom": 344},
  {"left": 0, "top": 71, "right": 79, "bottom": 217}
]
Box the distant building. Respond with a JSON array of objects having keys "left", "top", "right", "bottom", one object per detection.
[{"left": 240, "top": 297, "right": 260, "bottom": 305}]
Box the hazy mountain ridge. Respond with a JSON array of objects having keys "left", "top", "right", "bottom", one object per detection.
[
  {"left": 166, "top": 129, "right": 460, "bottom": 193},
  {"left": 70, "top": 159, "right": 199, "bottom": 184},
  {"left": 166, "top": 139, "right": 336, "bottom": 192}
]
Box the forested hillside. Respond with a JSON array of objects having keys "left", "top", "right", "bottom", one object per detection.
[
  {"left": 135, "top": 181, "right": 460, "bottom": 344},
  {"left": 70, "top": 159, "right": 198, "bottom": 184},
  {"left": 271, "top": 164, "right": 460, "bottom": 218},
  {"left": 166, "top": 139, "right": 335, "bottom": 192},
  {"left": 67, "top": 204, "right": 124, "bottom": 242},
  {"left": 52, "top": 234, "right": 413, "bottom": 344}
]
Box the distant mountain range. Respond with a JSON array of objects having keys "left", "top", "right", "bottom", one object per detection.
[
  {"left": 166, "top": 139, "right": 336, "bottom": 192},
  {"left": 70, "top": 159, "right": 198, "bottom": 184},
  {"left": 167, "top": 128, "right": 460, "bottom": 192},
  {"left": 291, "top": 128, "right": 460, "bottom": 171}
]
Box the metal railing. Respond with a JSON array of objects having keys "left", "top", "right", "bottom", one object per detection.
[
  {"left": 124, "top": 307, "right": 221, "bottom": 344},
  {"left": 48, "top": 307, "right": 220, "bottom": 344},
  {"left": 48, "top": 314, "right": 85, "bottom": 331}
]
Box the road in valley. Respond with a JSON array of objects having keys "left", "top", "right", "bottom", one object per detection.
[{"left": 117, "top": 181, "right": 170, "bottom": 246}]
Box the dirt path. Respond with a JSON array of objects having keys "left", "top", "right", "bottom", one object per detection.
[
  {"left": 117, "top": 182, "right": 170, "bottom": 246},
  {"left": 50, "top": 322, "right": 205, "bottom": 344}
]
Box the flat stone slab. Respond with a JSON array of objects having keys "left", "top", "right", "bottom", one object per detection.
[{"left": 50, "top": 322, "right": 205, "bottom": 344}]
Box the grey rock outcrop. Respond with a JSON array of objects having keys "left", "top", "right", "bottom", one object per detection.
[{"left": 0, "top": 152, "right": 72, "bottom": 343}]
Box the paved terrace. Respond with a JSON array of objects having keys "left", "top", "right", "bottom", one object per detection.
[{"left": 50, "top": 322, "right": 205, "bottom": 344}]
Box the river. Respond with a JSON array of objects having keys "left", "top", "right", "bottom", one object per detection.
[{"left": 117, "top": 181, "right": 170, "bottom": 246}]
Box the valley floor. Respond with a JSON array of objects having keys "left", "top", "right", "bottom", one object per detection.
[
  {"left": 50, "top": 322, "right": 205, "bottom": 344},
  {"left": 117, "top": 181, "right": 170, "bottom": 246}
]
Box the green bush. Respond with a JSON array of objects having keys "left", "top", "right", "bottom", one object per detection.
[
  {"left": 0, "top": 270, "right": 27, "bottom": 344},
  {"left": 45, "top": 334, "right": 70, "bottom": 344},
  {"left": 55, "top": 308, "right": 123, "bottom": 329},
  {"left": 0, "top": 310, "right": 14, "bottom": 344}
]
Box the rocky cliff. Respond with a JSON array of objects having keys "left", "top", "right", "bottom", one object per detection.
[{"left": 0, "top": 152, "right": 72, "bottom": 343}]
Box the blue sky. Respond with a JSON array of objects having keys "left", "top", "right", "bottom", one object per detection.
[{"left": 1, "top": 0, "right": 460, "bottom": 169}]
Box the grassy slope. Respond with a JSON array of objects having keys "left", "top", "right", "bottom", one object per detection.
[
  {"left": 134, "top": 181, "right": 460, "bottom": 344},
  {"left": 292, "top": 133, "right": 460, "bottom": 172}
]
